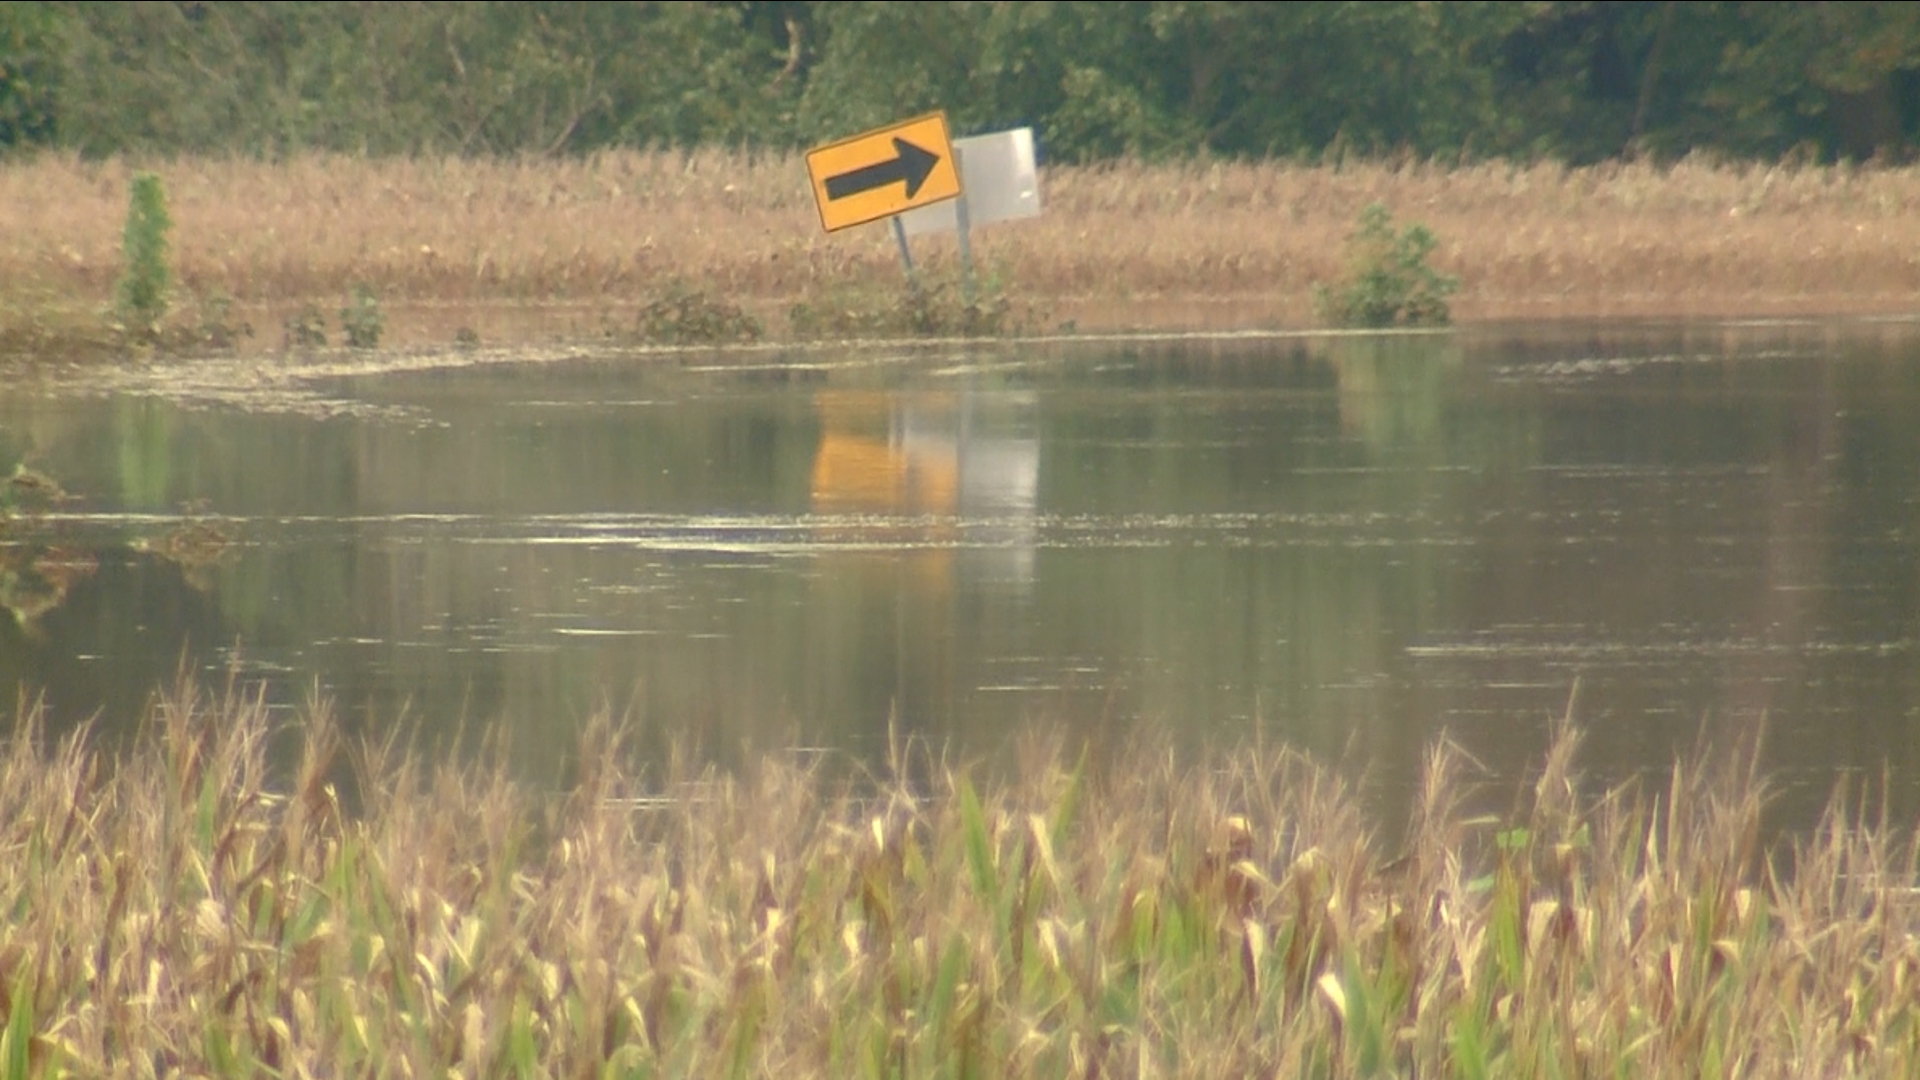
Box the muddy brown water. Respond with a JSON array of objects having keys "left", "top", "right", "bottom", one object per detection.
[{"left": 4, "top": 320, "right": 1919, "bottom": 830}]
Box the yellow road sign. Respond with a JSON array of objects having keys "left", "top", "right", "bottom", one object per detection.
[{"left": 806, "top": 112, "right": 961, "bottom": 233}]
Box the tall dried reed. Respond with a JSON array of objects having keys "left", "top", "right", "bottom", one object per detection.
[
  {"left": 3, "top": 152, "right": 1919, "bottom": 346},
  {"left": 3, "top": 680, "right": 1918, "bottom": 1075}
]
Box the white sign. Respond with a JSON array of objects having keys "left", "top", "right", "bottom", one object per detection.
[{"left": 898, "top": 127, "right": 1039, "bottom": 237}]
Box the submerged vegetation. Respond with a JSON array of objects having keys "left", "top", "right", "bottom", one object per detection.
[
  {"left": 629, "top": 281, "right": 764, "bottom": 346},
  {"left": 788, "top": 269, "right": 1036, "bottom": 341},
  {"left": 3, "top": 681, "right": 1919, "bottom": 1075}
]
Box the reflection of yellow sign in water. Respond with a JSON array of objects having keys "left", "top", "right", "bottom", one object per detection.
[
  {"left": 805, "top": 113, "right": 962, "bottom": 233},
  {"left": 808, "top": 393, "right": 959, "bottom": 601},
  {"left": 811, "top": 393, "right": 958, "bottom": 515},
  {"left": 810, "top": 432, "right": 957, "bottom": 515}
]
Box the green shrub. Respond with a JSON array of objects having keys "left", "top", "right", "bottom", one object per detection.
[
  {"left": 114, "top": 172, "right": 172, "bottom": 338},
  {"left": 340, "top": 283, "right": 384, "bottom": 348},
  {"left": 1315, "top": 203, "right": 1458, "bottom": 328}
]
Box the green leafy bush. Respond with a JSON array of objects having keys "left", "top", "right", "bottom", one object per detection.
[
  {"left": 341, "top": 283, "right": 384, "bottom": 348},
  {"left": 1315, "top": 203, "right": 1458, "bottom": 328},
  {"left": 114, "top": 172, "right": 172, "bottom": 338}
]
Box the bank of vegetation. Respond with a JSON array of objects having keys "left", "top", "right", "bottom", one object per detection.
[
  {"left": 2, "top": 680, "right": 1918, "bottom": 1075},
  {"left": 4, "top": 151, "right": 1920, "bottom": 359},
  {"left": 6, "top": 5, "right": 1920, "bottom": 355}
]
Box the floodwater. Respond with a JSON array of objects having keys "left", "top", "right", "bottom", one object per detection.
[{"left": 4, "top": 321, "right": 1919, "bottom": 829}]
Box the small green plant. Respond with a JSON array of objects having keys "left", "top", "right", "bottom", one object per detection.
[
  {"left": 632, "top": 282, "right": 762, "bottom": 345},
  {"left": 282, "top": 303, "right": 328, "bottom": 349},
  {"left": 340, "top": 283, "right": 384, "bottom": 348},
  {"left": 114, "top": 172, "right": 173, "bottom": 338},
  {"left": 1315, "top": 203, "right": 1459, "bottom": 328}
]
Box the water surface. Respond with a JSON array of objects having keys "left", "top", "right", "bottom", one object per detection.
[{"left": 5, "top": 322, "right": 1919, "bottom": 827}]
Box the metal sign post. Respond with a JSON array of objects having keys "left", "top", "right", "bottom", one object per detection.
[
  {"left": 952, "top": 145, "right": 975, "bottom": 303},
  {"left": 891, "top": 216, "right": 916, "bottom": 285}
]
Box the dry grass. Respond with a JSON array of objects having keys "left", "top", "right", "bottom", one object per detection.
[
  {"left": 4, "top": 680, "right": 1920, "bottom": 1076},
  {"left": 3, "top": 151, "right": 1920, "bottom": 349}
]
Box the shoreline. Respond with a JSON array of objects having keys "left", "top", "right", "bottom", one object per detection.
[
  {"left": 9, "top": 294, "right": 1919, "bottom": 372},
  {"left": 10, "top": 308, "right": 1920, "bottom": 405}
]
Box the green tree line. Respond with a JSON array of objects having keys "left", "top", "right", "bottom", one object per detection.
[{"left": 4, "top": 1, "right": 1920, "bottom": 163}]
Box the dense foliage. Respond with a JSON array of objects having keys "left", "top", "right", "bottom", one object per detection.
[{"left": 4, "top": 2, "right": 1920, "bottom": 162}]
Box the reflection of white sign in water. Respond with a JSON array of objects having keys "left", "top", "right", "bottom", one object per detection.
[
  {"left": 898, "top": 128, "right": 1040, "bottom": 238},
  {"left": 956, "top": 393, "right": 1039, "bottom": 586}
]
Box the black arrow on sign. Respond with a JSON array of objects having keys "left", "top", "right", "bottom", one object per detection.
[{"left": 824, "top": 137, "right": 941, "bottom": 201}]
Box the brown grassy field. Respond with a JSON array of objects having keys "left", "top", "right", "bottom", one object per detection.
[
  {"left": 3, "top": 150, "right": 1920, "bottom": 350},
  {"left": 5, "top": 679, "right": 1920, "bottom": 1076}
]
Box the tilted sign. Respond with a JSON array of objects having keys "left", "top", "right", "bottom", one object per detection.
[
  {"left": 806, "top": 112, "right": 962, "bottom": 233},
  {"left": 899, "top": 127, "right": 1040, "bottom": 238}
]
